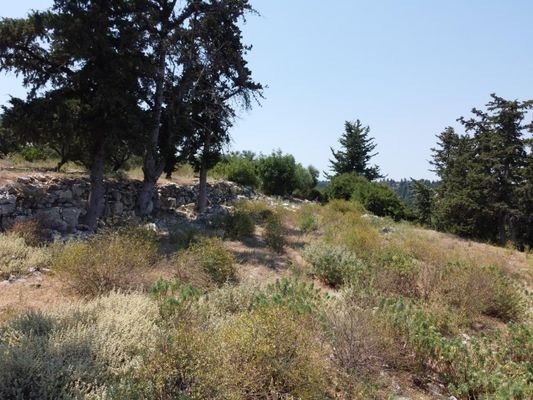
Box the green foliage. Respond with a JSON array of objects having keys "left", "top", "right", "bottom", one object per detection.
[
  {"left": 223, "top": 210, "right": 255, "bottom": 240},
  {"left": 411, "top": 179, "right": 435, "bottom": 225},
  {"left": 178, "top": 237, "right": 236, "bottom": 286},
  {"left": 256, "top": 150, "right": 318, "bottom": 197},
  {"left": 53, "top": 228, "right": 159, "bottom": 297},
  {"left": 264, "top": 214, "right": 287, "bottom": 253},
  {"left": 327, "top": 173, "right": 411, "bottom": 220},
  {"left": 303, "top": 243, "right": 365, "bottom": 287},
  {"left": 298, "top": 213, "right": 318, "bottom": 233},
  {"left": 212, "top": 153, "right": 260, "bottom": 188},
  {"left": 255, "top": 278, "right": 328, "bottom": 314},
  {"left": 432, "top": 95, "right": 533, "bottom": 247},
  {"left": 19, "top": 145, "right": 53, "bottom": 162},
  {"left": 329, "top": 120, "right": 382, "bottom": 180}
]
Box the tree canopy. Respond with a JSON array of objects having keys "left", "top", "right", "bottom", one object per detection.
[{"left": 329, "top": 120, "right": 382, "bottom": 180}]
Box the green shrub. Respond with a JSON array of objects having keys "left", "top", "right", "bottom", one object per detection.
[
  {"left": 0, "top": 292, "right": 159, "bottom": 399},
  {"left": 298, "top": 213, "right": 318, "bottom": 233},
  {"left": 223, "top": 210, "right": 255, "bottom": 240},
  {"left": 19, "top": 145, "right": 52, "bottom": 162},
  {"left": 53, "top": 228, "right": 159, "bottom": 297},
  {"left": 0, "top": 233, "right": 51, "bottom": 279},
  {"left": 178, "top": 237, "right": 236, "bottom": 286},
  {"left": 303, "top": 242, "right": 365, "bottom": 287},
  {"left": 255, "top": 278, "right": 327, "bottom": 314},
  {"left": 326, "top": 173, "right": 366, "bottom": 201},
  {"left": 225, "top": 157, "right": 260, "bottom": 188},
  {"left": 326, "top": 174, "right": 411, "bottom": 221},
  {"left": 264, "top": 215, "right": 287, "bottom": 253}
]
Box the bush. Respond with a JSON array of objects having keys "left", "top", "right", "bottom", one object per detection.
[
  {"left": 326, "top": 173, "right": 411, "bottom": 221},
  {"left": 298, "top": 212, "right": 318, "bottom": 233},
  {"left": 178, "top": 237, "right": 236, "bottom": 286},
  {"left": 303, "top": 242, "right": 365, "bottom": 287},
  {"left": 19, "top": 145, "right": 52, "bottom": 162},
  {"left": 255, "top": 278, "right": 327, "bottom": 314},
  {"left": 257, "top": 150, "right": 299, "bottom": 196},
  {"left": 223, "top": 210, "right": 255, "bottom": 240},
  {"left": 53, "top": 228, "right": 159, "bottom": 297},
  {"left": 225, "top": 157, "right": 260, "bottom": 188},
  {"left": 234, "top": 200, "right": 275, "bottom": 224},
  {"left": 435, "top": 263, "right": 525, "bottom": 322},
  {"left": 0, "top": 233, "right": 51, "bottom": 279},
  {"left": 326, "top": 173, "right": 366, "bottom": 201},
  {"left": 0, "top": 292, "right": 159, "bottom": 399},
  {"left": 210, "top": 305, "right": 333, "bottom": 399},
  {"left": 264, "top": 215, "right": 287, "bottom": 253},
  {"left": 8, "top": 217, "right": 50, "bottom": 246}
]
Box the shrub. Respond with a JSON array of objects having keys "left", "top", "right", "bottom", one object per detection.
[
  {"left": 223, "top": 210, "right": 255, "bottom": 240},
  {"left": 210, "top": 305, "right": 333, "bottom": 399},
  {"left": 298, "top": 213, "right": 317, "bottom": 233},
  {"left": 326, "top": 173, "right": 366, "bottom": 201},
  {"left": 8, "top": 217, "right": 49, "bottom": 246},
  {"left": 19, "top": 145, "right": 52, "bottom": 162},
  {"left": 254, "top": 278, "right": 327, "bottom": 314},
  {"left": 303, "top": 242, "right": 365, "bottom": 287},
  {"left": 234, "top": 200, "right": 275, "bottom": 224},
  {"left": 0, "top": 233, "right": 51, "bottom": 279},
  {"left": 436, "top": 263, "right": 525, "bottom": 322},
  {"left": 264, "top": 215, "right": 287, "bottom": 253},
  {"left": 178, "top": 237, "right": 236, "bottom": 286},
  {"left": 225, "top": 157, "right": 260, "bottom": 188},
  {"left": 257, "top": 150, "right": 298, "bottom": 196},
  {"left": 53, "top": 228, "right": 159, "bottom": 297},
  {"left": 0, "top": 292, "right": 159, "bottom": 399}
]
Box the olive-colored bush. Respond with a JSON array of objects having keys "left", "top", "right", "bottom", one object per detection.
[
  {"left": 53, "top": 228, "right": 159, "bottom": 297},
  {"left": 177, "top": 237, "right": 236, "bottom": 286}
]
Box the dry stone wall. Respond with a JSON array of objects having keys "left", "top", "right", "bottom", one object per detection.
[{"left": 0, "top": 175, "right": 256, "bottom": 232}]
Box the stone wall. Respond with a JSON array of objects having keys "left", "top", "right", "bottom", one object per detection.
[{"left": 0, "top": 175, "right": 256, "bottom": 232}]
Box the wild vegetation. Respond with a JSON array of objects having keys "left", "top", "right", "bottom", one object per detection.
[{"left": 1, "top": 196, "right": 532, "bottom": 399}]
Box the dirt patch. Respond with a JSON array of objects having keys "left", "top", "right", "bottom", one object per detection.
[{"left": 0, "top": 273, "right": 78, "bottom": 323}]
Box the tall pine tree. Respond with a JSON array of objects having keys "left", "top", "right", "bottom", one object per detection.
[{"left": 329, "top": 120, "right": 382, "bottom": 180}]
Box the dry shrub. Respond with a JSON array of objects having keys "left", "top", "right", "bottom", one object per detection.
[
  {"left": 0, "top": 233, "right": 51, "bottom": 279},
  {"left": 53, "top": 228, "right": 159, "bottom": 297},
  {"left": 177, "top": 236, "right": 236, "bottom": 286},
  {"left": 8, "top": 217, "right": 49, "bottom": 246},
  {"left": 234, "top": 200, "right": 276, "bottom": 224},
  {"left": 223, "top": 210, "right": 255, "bottom": 240},
  {"left": 435, "top": 263, "right": 525, "bottom": 322},
  {"left": 303, "top": 242, "right": 364, "bottom": 288},
  {"left": 264, "top": 214, "right": 287, "bottom": 253},
  {"left": 212, "top": 305, "right": 332, "bottom": 399},
  {"left": 320, "top": 202, "right": 380, "bottom": 260},
  {"left": 0, "top": 292, "right": 158, "bottom": 399}
]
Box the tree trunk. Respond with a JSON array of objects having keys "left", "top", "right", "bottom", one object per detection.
[
  {"left": 137, "top": 40, "right": 166, "bottom": 216},
  {"left": 197, "top": 162, "right": 208, "bottom": 214},
  {"left": 497, "top": 213, "right": 507, "bottom": 246},
  {"left": 83, "top": 143, "right": 105, "bottom": 231}
]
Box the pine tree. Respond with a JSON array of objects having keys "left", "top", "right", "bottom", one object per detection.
[{"left": 329, "top": 120, "right": 382, "bottom": 180}]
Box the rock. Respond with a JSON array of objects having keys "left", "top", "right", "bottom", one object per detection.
[
  {"left": 62, "top": 207, "right": 84, "bottom": 229},
  {"left": 55, "top": 189, "right": 73, "bottom": 202},
  {"left": 112, "top": 201, "right": 124, "bottom": 215},
  {"left": 36, "top": 207, "right": 68, "bottom": 231}
]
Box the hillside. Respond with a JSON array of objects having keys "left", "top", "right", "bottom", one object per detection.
[{"left": 0, "top": 173, "right": 532, "bottom": 399}]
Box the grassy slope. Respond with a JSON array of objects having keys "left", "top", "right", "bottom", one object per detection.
[{"left": 0, "top": 174, "right": 532, "bottom": 398}]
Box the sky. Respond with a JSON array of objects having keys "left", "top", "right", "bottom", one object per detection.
[{"left": 1, "top": 1, "right": 532, "bottom": 180}]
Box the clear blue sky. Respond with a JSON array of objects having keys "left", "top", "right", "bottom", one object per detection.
[{"left": 1, "top": 1, "right": 532, "bottom": 179}]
